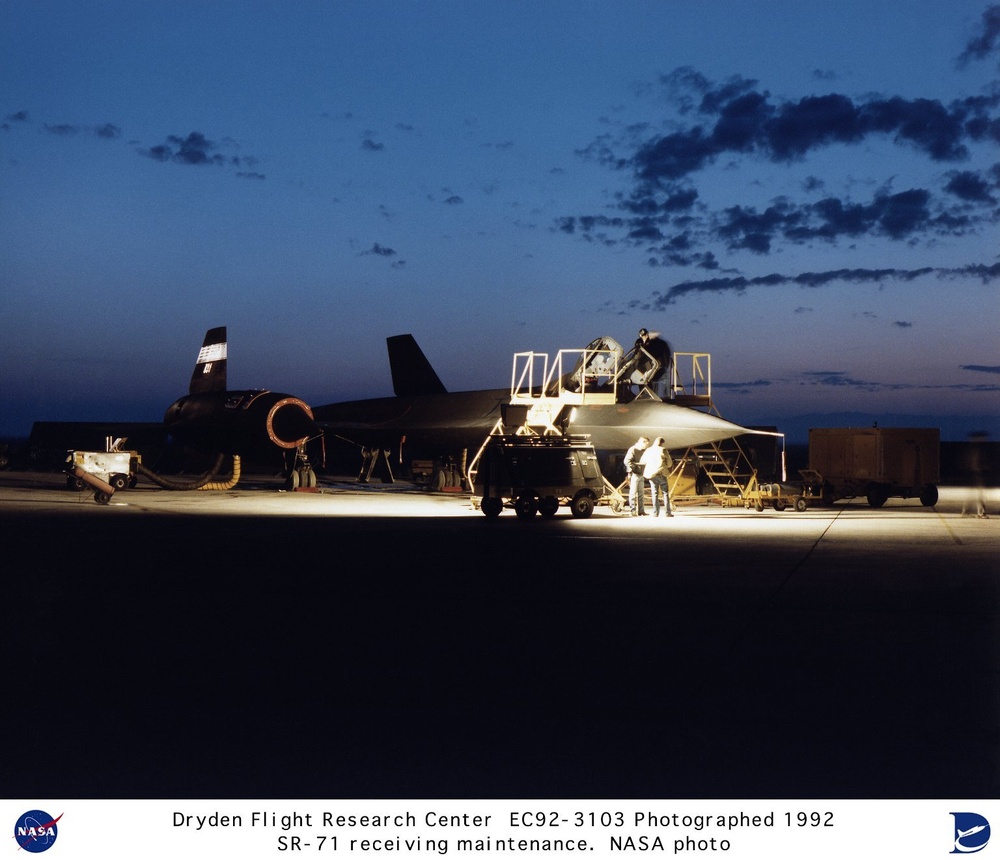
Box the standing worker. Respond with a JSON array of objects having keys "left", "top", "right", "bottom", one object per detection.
[
  {"left": 640, "top": 436, "right": 674, "bottom": 518},
  {"left": 624, "top": 436, "right": 650, "bottom": 516}
]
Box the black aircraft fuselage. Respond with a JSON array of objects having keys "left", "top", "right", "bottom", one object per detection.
[{"left": 313, "top": 334, "right": 757, "bottom": 466}]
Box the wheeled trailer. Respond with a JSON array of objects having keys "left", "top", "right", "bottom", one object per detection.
[
  {"left": 808, "top": 426, "right": 940, "bottom": 507},
  {"left": 475, "top": 434, "right": 606, "bottom": 519}
]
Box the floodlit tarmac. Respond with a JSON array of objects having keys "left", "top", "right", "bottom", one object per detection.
[{"left": 1, "top": 471, "right": 997, "bottom": 800}]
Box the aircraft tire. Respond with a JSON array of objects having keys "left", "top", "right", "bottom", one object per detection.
[{"left": 919, "top": 484, "right": 938, "bottom": 506}]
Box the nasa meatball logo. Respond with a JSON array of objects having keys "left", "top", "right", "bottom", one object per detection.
[{"left": 13, "top": 811, "right": 62, "bottom": 853}]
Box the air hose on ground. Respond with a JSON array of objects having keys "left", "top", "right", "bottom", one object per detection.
[{"left": 137, "top": 453, "right": 230, "bottom": 490}]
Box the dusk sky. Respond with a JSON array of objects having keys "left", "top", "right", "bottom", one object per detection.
[{"left": 3, "top": 1, "right": 999, "bottom": 443}]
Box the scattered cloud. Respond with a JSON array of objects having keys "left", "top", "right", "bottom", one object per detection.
[
  {"left": 559, "top": 66, "right": 1000, "bottom": 267},
  {"left": 647, "top": 262, "right": 1000, "bottom": 306},
  {"left": 361, "top": 242, "right": 397, "bottom": 257},
  {"left": 141, "top": 131, "right": 260, "bottom": 171},
  {"left": 958, "top": 4, "right": 1000, "bottom": 66}
]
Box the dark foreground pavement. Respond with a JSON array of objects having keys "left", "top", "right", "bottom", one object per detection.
[{"left": 2, "top": 481, "right": 997, "bottom": 800}]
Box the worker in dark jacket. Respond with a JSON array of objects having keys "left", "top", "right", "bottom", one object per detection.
[{"left": 624, "top": 436, "right": 650, "bottom": 516}]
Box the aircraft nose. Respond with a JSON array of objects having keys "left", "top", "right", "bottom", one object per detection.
[{"left": 267, "top": 397, "right": 321, "bottom": 448}]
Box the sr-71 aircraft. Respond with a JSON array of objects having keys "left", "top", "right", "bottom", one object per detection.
[
  {"left": 312, "top": 333, "right": 759, "bottom": 479},
  {"left": 40, "top": 326, "right": 322, "bottom": 491},
  {"left": 157, "top": 326, "right": 322, "bottom": 487}
]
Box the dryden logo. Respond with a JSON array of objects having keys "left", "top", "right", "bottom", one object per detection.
[
  {"left": 952, "top": 812, "right": 991, "bottom": 854},
  {"left": 13, "top": 810, "right": 62, "bottom": 854}
]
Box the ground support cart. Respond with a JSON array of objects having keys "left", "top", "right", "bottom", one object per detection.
[
  {"left": 65, "top": 450, "right": 139, "bottom": 504},
  {"left": 475, "top": 434, "right": 606, "bottom": 519},
  {"left": 743, "top": 470, "right": 829, "bottom": 513}
]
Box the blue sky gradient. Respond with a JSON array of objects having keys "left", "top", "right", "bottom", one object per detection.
[{"left": 2, "top": 1, "right": 998, "bottom": 442}]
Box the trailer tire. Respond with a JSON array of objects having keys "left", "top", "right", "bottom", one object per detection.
[
  {"left": 794, "top": 496, "right": 807, "bottom": 512},
  {"left": 480, "top": 497, "right": 503, "bottom": 518},
  {"left": 867, "top": 485, "right": 888, "bottom": 508},
  {"left": 919, "top": 484, "right": 939, "bottom": 506},
  {"left": 94, "top": 490, "right": 111, "bottom": 505},
  {"left": 773, "top": 499, "right": 787, "bottom": 511},
  {"left": 538, "top": 496, "right": 560, "bottom": 518},
  {"left": 570, "top": 492, "right": 595, "bottom": 519},
  {"left": 109, "top": 473, "right": 129, "bottom": 491},
  {"left": 514, "top": 496, "right": 538, "bottom": 519}
]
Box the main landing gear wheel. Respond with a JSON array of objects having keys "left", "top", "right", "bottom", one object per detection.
[{"left": 919, "top": 485, "right": 939, "bottom": 506}]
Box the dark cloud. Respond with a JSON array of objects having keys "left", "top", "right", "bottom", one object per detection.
[
  {"left": 893, "top": 321, "right": 914, "bottom": 328},
  {"left": 560, "top": 66, "right": 1000, "bottom": 266},
  {"left": 94, "top": 123, "right": 121, "bottom": 140},
  {"left": 361, "top": 243, "right": 397, "bottom": 257},
  {"left": 141, "top": 131, "right": 258, "bottom": 171},
  {"left": 961, "top": 364, "right": 1000, "bottom": 374},
  {"left": 5, "top": 110, "right": 29, "bottom": 122},
  {"left": 626, "top": 73, "right": 997, "bottom": 183},
  {"left": 945, "top": 169, "right": 996, "bottom": 202},
  {"left": 45, "top": 123, "right": 79, "bottom": 136},
  {"left": 652, "top": 262, "right": 1000, "bottom": 305},
  {"left": 443, "top": 195, "right": 464, "bottom": 205},
  {"left": 361, "top": 138, "right": 384, "bottom": 151},
  {"left": 958, "top": 5, "right": 1000, "bottom": 65}
]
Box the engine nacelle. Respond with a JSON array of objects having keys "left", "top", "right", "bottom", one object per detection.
[{"left": 164, "top": 389, "right": 319, "bottom": 454}]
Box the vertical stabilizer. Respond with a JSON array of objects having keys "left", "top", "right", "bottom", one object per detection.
[
  {"left": 387, "top": 334, "right": 447, "bottom": 396},
  {"left": 189, "top": 327, "right": 228, "bottom": 394}
]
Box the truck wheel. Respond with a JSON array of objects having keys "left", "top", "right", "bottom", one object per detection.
[
  {"left": 919, "top": 485, "right": 939, "bottom": 506},
  {"left": 480, "top": 497, "right": 503, "bottom": 518},
  {"left": 538, "top": 496, "right": 560, "bottom": 518},
  {"left": 570, "top": 493, "right": 595, "bottom": 519},
  {"left": 109, "top": 473, "right": 129, "bottom": 491},
  {"left": 514, "top": 496, "right": 537, "bottom": 519},
  {"left": 794, "top": 496, "right": 807, "bottom": 512}
]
